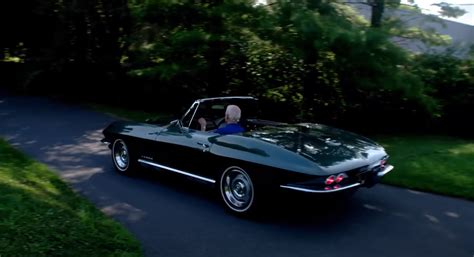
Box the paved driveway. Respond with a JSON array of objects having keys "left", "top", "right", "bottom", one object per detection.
[{"left": 1, "top": 91, "right": 473, "bottom": 257}]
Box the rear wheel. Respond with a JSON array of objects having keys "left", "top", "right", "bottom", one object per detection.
[
  {"left": 112, "top": 139, "right": 136, "bottom": 175},
  {"left": 219, "top": 166, "right": 257, "bottom": 215}
]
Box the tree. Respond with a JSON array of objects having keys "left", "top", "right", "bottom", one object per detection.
[
  {"left": 1, "top": 0, "right": 130, "bottom": 97},
  {"left": 4, "top": 0, "right": 467, "bottom": 133},
  {"left": 412, "top": 52, "right": 474, "bottom": 134},
  {"left": 432, "top": 2, "right": 467, "bottom": 18},
  {"left": 344, "top": 0, "right": 467, "bottom": 28}
]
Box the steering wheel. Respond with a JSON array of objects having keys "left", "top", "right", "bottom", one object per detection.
[
  {"left": 192, "top": 116, "right": 220, "bottom": 131},
  {"left": 214, "top": 117, "right": 226, "bottom": 129}
]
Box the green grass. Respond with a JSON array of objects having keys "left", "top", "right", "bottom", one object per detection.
[
  {"left": 378, "top": 135, "right": 474, "bottom": 200},
  {"left": 88, "top": 103, "right": 173, "bottom": 123},
  {"left": 0, "top": 139, "right": 142, "bottom": 257}
]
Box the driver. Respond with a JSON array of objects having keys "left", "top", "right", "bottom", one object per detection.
[{"left": 198, "top": 105, "right": 245, "bottom": 135}]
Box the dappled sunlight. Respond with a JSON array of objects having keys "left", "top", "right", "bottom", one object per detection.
[
  {"left": 0, "top": 158, "right": 62, "bottom": 199},
  {"left": 363, "top": 198, "right": 467, "bottom": 241},
  {"left": 409, "top": 161, "right": 421, "bottom": 169},
  {"left": 101, "top": 202, "right": 147, "bottom": 222},
  {"left": 62, "top": 167, "right": 105, "bottom": 183},
  {"left": 21, "top": 140, "right": 37, "bottom": 145},
  {"left": 359, "top": 188, "right": 466, "bottom": 231},
  {"left": 4, "top": 133, "right": 21, "bottom": 142},
  {"left": 1, "top": 143, "right": 91, "bottom": 211},
  {"left": 445, "top": 212, "right": 460, "bottom": 218},
  {"left": 381, "top": 135, "right": 474, "bottom": 200},
  {"left": 361, "top": 197, "right": 469, "bottom": 240},
  {"left": 30, "top": 129, "right": 111, "bottom": 183},
  {"left": 44, "top": 154, "right": 83, "bottom": 163},
  {"left": 0, "top": 176, "right": 60, "bottom": 200},
  {"left": 447, "top": 144, "right": 474, "bottom": 155},
  {"left": 363, "top": 203, "right": 384, "bottom": 212},
  {"left": 45, "top": 129, "right": 109, "bottom": 160},
  {"left": 0, "top": 140, "right": 141, "bottom": 256},
  {"left": 0, "top": 178, "right": 80, "bottom": 215},
  {"left": 407, "top": 189, "right": 427, "bottom": 195},
  {"left": 424, "top": 214, "right": 440, "bottom": 223},
  {"left": 391, "top": 212, "right": 412, "bottom": 219}
]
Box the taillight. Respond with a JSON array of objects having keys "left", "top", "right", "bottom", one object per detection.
[
  {"left": 335, "top": 173, "right": 347, "bottom": 183},
  {"left": 380, "top": 159, "right": 387, "bottom": 167},
  {"left": 325, "top": 175, "right": 335, "bottom": 185}
]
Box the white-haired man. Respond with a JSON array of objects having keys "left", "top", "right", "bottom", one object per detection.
[{"left": 198, "top": 104, "right": 245, "bottom": 134}]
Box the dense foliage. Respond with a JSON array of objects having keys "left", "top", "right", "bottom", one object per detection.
[{"left": 1, "top": 0, "right": 473, "bottom": 134}]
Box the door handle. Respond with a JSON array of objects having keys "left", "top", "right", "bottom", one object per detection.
[
  {"left": 197, "top": 142, "right": 210, "bottom": 152},
  {"left": 197, "top": 142, "right": 210, "bottom": 148}
]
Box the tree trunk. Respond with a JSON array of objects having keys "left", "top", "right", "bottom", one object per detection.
[
  {"left": 370, "top": 0, "right": 385, "bottom": 28},
  {"left": 204, "top": 0, "right": 227, "bottom": 96}
]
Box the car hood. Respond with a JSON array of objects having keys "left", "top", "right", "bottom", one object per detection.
[
  {"left": 244, "top": 123, "right": 386, "bottom": 173},
  {"left": 103, "top": 121, "right": 164, "bottom": 141}
]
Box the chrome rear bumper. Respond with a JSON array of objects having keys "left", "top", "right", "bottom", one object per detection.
[
  {"left": 280, "top": 182, "right": 361, "bottom": 193},
  {"left": 280, "top": 165, "right": 394, "bottom": 194},
  {"left": 377, "top": 165, "right": 394, "bottom": 177}
]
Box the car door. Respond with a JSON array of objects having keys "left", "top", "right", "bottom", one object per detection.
[{"left": 150, "top": 121, "right": 218, "bottom": 183}]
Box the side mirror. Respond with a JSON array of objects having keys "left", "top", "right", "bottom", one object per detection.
[
  {"left": 169, "top": 119, "right": 189, "bottom": 134},
  {"left": 180, "top": 126, "right": 189, "bottom": 134},
  {"left": 169, "top": 119, "right": 181, "bottom": 127}
]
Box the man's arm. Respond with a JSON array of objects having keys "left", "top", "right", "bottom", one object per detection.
[{"left": 197, "top": 118, "right": 207, "bottom": 131}]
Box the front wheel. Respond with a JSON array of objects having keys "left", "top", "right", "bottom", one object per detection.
[
  {"left": 112, "top": 139, "right": 136, "bottom": 175},
  {"left": 219, "top": 166, "right": 257, "bottom": 215}
]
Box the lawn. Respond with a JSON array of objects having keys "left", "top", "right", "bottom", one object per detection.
[
  {"left": 377, "top": 135, "right": 474, "bottom": 200},
  {"left": 0, "top": 139, "right": 142, "bottom": 257}
]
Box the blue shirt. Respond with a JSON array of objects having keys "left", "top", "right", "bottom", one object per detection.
[{"left": 215, "top": 123, "right": 245, "bottom": 135}]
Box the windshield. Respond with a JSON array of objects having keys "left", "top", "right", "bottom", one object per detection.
[
  {"left": 196, "top": 98, "right": 259, "bottom": 121},
  {"left": 181, "top": 102, "right": 199, "bottom": 128},
  {"left": 180, "top": 97, "right": 260, "bottom": 131}
]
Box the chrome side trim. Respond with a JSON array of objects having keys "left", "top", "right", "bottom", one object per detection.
[
  {"left": 138, "top": 159, "right": 216, "bottom": 184},
  {"left": 280, "top": 182, "right": 361, "bottom": 193},
  {"left": 377, "top": 165, "right": 394, "bottom": 177}
]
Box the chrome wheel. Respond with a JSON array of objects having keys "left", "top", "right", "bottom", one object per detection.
[
  {"left": 113, "top": 139, "right": 129, "bottom": 172},
  {"left": 220, "top": 166, "right": 254, "bottom": 213}
]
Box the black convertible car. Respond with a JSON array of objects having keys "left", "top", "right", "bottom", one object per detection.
[{"left": 102, "top": 96, "right": 393, "bottom": 214}]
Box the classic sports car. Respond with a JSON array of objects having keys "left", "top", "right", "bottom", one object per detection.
[{"left": 101, "top": 96, "right": 393, "bottom": 214}]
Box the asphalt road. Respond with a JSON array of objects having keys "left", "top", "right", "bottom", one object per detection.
[{"left": 1, "top": 91, "right": 473, "bottom": 257}]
